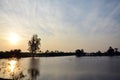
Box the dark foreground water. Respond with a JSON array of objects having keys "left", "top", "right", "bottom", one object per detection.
[{"left": 0, "top": 56, "right": 120, "bottom": 80}]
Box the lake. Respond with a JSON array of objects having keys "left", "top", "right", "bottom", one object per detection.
[{"left": 0, "top": 56, "right": 120, "bottom": 80}]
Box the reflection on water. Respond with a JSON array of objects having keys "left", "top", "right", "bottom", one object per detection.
[
  {"left": 0, "top": 57, "right": 25, "bottom": 79},
  {"left": 28, "top": 57, "right": 40, "bottom": 80},
  {"left": 0, "top": 57, "right": 40, "bottom": 80},
  {"left": 9, "top": 59, "right": 17, "bottom": 72},
  {"left": 8, "top": 58, "right": 19, "bottom": 79},
  {"left": 0, "top": 56, "right": 120, "bottom": 80}
]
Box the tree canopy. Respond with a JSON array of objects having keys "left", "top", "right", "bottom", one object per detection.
[{"left": 28, "top": 34, "right": 41, "bottom": 54}]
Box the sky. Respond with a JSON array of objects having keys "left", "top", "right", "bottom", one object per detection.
[{"left": 0, "top": 0, "right": 120, "bottom": 52}]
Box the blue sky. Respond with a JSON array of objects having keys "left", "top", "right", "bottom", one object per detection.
[{"left": 0, "top": 0, "right": 120, "bottom": 52}]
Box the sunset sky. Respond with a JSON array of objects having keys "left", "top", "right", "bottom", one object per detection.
[{"left": 0, "top": 0, "right": 120, "bottom": 52}]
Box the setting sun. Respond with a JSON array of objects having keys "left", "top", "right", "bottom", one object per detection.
[{"left": 9, "top": 33, "right": 20, "bottom": 44}]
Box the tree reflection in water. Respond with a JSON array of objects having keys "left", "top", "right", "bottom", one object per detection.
[{"left": 28, "top": 57, "right": 40, "bottom": 80}]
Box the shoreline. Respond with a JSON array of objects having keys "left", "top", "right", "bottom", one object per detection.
[{"left": 0, "top": 52, "right": 120, "bottom": 59}]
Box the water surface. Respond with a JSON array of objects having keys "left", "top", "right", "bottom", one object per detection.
[{"left": 0, "top": 56, "right": 120, "bottom": 80}]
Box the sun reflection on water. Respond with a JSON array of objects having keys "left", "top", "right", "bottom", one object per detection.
[
  {"left": 8, "top": 59, "right": 17, "bottom": 72},
  {"left": 0, "top": 57, "right": 40, "bottom": 79},
  {"left": 0, "top": 57, "right": 22, "bottom": 79},
  {"left": 7, "top": 57, "right": 21, "bottom": 79}
]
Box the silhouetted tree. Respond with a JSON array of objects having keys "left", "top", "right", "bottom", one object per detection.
[
  {"left": 107, "top": 46, "right": 114, "bottom": 56},
  {"left": 81, "top": 49, "right": 84, "bottom": 53},
  {"left": 9, "top": 49, "right": 21, "bottom": 58},
  {"left": 45, "top": 50, "right": 49, "bottom": 53},
  {"left": 97, "top": 51, "right": 101, "bottom": 53},
  {"left": 75, "top": 49, "right": 85, "bottom": 57},
  {"left": 28, "top": 34, "right": 41, "bottom": 54},
  {"left": 96, "top": 50, "right": 102, "bottom": 56}
]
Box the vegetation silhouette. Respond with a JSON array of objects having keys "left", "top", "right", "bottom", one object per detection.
[
  {"left": 28, "top": 34, "right": 40, "bottom": 80},
  {"left": 75, "top": 49, "right": 85, "bottom": 57},
  {"left": 28, "top": 34, "right": 41, "bottom": 56},
  {"left": 0, "top": 48, "right": 120, "bottom": 59}
]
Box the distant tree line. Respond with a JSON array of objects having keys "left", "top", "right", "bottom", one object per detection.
[
  {"left": 75, "top": 46, "right": 120, "bottom": 57},
  {"left": 0, "top": 49, "right": 21, "bottom": 58}
]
